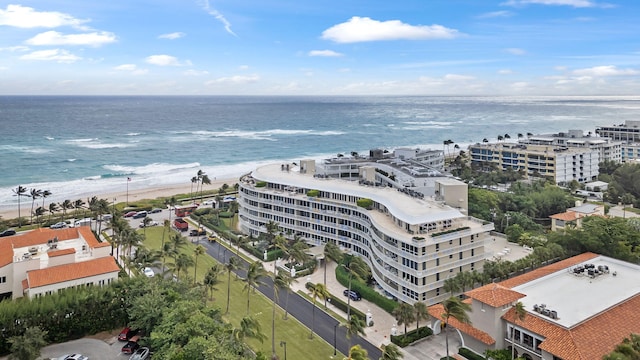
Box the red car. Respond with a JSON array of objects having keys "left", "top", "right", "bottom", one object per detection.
[
  {"left": 118, "top": 327, "right": 138, "bottom": 341},
  {"left": 124, "top": 211, "right": 138, "bottom": 218}
]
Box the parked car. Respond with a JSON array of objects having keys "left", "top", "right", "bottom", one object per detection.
[
  {"left": 132, "top": 211, "right": 148, "bottom": 219},
  {"left": 129, "top": 347, "right": 150, "bottom": 360},
  {"left": 124, "top": 211, "right": 138, "bottom": 218},
  {"left": 121, "top": 336, "right": 141, "bottom": 354},
  {"left": 139, "top": 221, "right": 158, "bottom": 228},
  {"left": 189, "top": 228, "right": 206, "bottom": 236},
  {"left": 149, "top": 208, "right": 162, "bottom": 214},
  {"left": 118, "top": 327, "right": 138, "bottom": 341},
  {"left": 60, "top": 354, "right": 89, "bottom": 360},
  {"left": 143, "top": 267, "right": 154, "bottom": 277},
  {"left": 50, "top": 222, "right": 67, "bottom": 229},
  {"left": 343, "top": 289, "right": 362, "bottom": 301},
  {"left": 207, "top": 235, "right": 218, "bottom": 243},
  {"left": 203, "top": 199, "right": 214, "bottom": 205},
  {"left": 0, "top": 229, "right": 16, "bottom": 237}
]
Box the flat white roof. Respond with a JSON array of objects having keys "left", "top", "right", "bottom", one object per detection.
[
  {"left": 513, "top": 255, "right": 640, "bottom": 328},
  {"left": 251, "top": 164, "right": 464, "bottom": 225}
]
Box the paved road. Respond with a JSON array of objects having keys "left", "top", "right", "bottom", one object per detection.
[{"left": 202, "top": 240, "right": 383, "bottom": 360}]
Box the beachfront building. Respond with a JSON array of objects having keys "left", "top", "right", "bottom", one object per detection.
[
  {"left": 468, "top": 143, "right": 599, "bottom": 185},
  {"left": 548, "top": 201, "right": 605, "bottom": 231},
  {"left": 0, "top": 227, "right": 118, "bottom": 300},
  {"left": 427, "top": 253, "right": 640, "bottom": 360},
  {"left": 621, "top": 142, "right": 640, "bottom": 163},
  {"left": 518, "top": 129, "right": 622, "bottom": 163},
  {"left": 238, "top": 159, "right": 493, "bottom": 305},
  {"left": 596, "top": 120, "right": 640, "bottom": 142}
]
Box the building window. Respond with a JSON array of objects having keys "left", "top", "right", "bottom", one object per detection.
[{"left": 0, "top": 276, "right": 6, "bottom": 284}]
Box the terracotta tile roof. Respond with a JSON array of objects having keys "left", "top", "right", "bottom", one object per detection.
[
  {"left": 465, "top": 283, "right": 526, "bottom": 307},
  {"left": 428, "top": 301, "right": 496, "bottom": 345},
  {"left": 77, "top": 226, "right": 110, "bottom": 248},
  {"left": 22, "top": 279, "right": 28, "bottom": 291},
  {"left": 26, "top": 257, "right": 119, "bottom": 288},
  {"left": 0, "top": 241, "right": 12, "bottom": 268},
  {"left": 549, "top": 211, "right": 581, "bottom": 221},
  {"left": 47, "top": 248, "right": 76, "bottom": 257},
  {"left": 499, "top": 252, "right": 599, "bottom": 289}
]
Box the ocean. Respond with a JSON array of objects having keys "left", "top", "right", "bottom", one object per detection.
[{"left": 1, "top": 95, "right": 639, "bottom": 211}]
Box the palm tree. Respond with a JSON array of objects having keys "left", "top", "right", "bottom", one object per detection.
[
  {"left": 243, "top": 260, "right": 267, "bottom": 315},
  {"left": 482, "top": 138, "right": 489, "bottom": 143},
  {"left": 193, "top": 244, "right": 206, "bottom": 284},
  {"left": 29, "top": 188, "right": 42, "bottom": 226},
  {"left": 345, "top": 344, "right": 369, "bottom": 360},
  {"left": 504, "top": 133, "right": 511, "bottom": 140},
  {"left": 236, "top": 235, "right": 248, "bottom": 256},
  {"left": 228, "top": 201, "right": 239, "bottom": 228},
  {"left": 274, "top": 270, "right": 295, "bottom": 319},
  {"left": 392, "top": 303, "right": 415, "bottom": 338},
  {"left": 160, "top": 219, "right": 170, "bottom": 272},
  {"left": 172, "top": 253, "right": 194, "bottom": 279},
  {"left": 442, "top": 296, "right": 471, "bottom": 360},
  {"left": 12, "top": 185, "right": 28, "bottom": 228},
  {"left": 324, "top": 241, "right": 343, "bottom": 307},
  {"left": 497, "top": 135, "right": 504, "bottom": 142},
  {"left": 225, "top": 256, "right": 241, "bottom": 314},
  {"left": 199, "top": 174, "right": 211, "bottom": 203},
  {"left": 47, "top": 202, "right": 59, "bottom": 224},
  {"left": 379, "top": 343, "right": 403, "bottom": 360},
  {"left": 414, "top": 301, "right": 428, "bottom": 331},
  {"left": 344, "top": 315, "right": 365, "bottom": 349},
  {"left": 159, "top": 242, "right": 177, "bottom": 275},
  {"left": 526, "top": 132, "right": 533, "bottom": 137},
  {"left": 343, "top": 255, "right": 369, "bottom": 321},
  {"left": 141, "top": 216, "right": 153, "bottom": 237},
  {"left": 270, "top": 235, "right": 287, "bottom": 360},
  {"left": 165, "top": 196, "right": 177, "bottom": 223},
  {"left": 309, "top": 283, "right": 329, "bottom": 339},
  {"left": 34, "top": 207, "right": 46, "bottom": 227},
  {"left": 234, "top": 316, "right": 267, "bottom": 344},
  {"left": 517, "top": 133, "right": 523, "bottom": 140},
  {"left": 170, "top": 233, "right": 188, "bottom": 263},
  {"left": 40, "top": 189, "right": 51, "bottom": 210},
  {"left": 190, "top": 176, "right": 198, "bottom": 201},
  {"left": 203, "top": 264, "right": 222, "bottom": 300},
  {"left": 59, "top": 199, "right": 72, "bottom": 222},
  {"left": 510, "top": 301, "right": 526, "bottom": 360}
]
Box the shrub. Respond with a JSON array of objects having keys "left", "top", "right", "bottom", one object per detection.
[
  {"left": 390, "top": 326, "right": 433, "bottom": 347},
  {"left": 307, "top": 189, "right": 320, "bottom": 197},
  {"left": 304, "top": 283, "right": 366, "bottom": 320},
  {"left": 459, "top": 347, "right": 486, "bottom": 360},
  {"left": 255, "top": 181, "right": 267, "bottom": 188},
  {"left": 431, "top": 226, "right": 470, "bottom": 237},
  {"left": 335, "top": 265, "right": 398, "bottom": 313},
  {"left": 356, "top": 198, "right": 373, "bottom": 209}
]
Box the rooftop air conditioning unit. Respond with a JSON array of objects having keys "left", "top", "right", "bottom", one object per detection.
[{"left": 29, "top": 247, "right": 38, "bottom": 254}]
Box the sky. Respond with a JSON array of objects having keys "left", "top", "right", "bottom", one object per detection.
[{"left": 0, "top": 0, "right": 639, "bottom": 95}]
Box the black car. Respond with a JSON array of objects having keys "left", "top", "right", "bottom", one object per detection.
[
  {"left": 149, "top": 208, "right": 162, "bottom": 214},
  {"left": 132, "top": 211, "right": 148, "bottom": 219},
  {"left": 0, "top": 229, "right": 16, "bottom": 237},
  {"left": 121, "top": 337, "right": 140, "bottom": 354},
  {"left": 343, "top": 289, "right": 362, "bottom": 301}
]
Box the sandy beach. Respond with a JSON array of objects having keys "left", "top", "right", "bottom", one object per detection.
[{"left": 0, "top": 177, "right": 240, "bottom": 221}]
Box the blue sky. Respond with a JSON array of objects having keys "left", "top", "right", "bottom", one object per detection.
[{"left": 0, "top": 0, "right": 639, "bottom": 95}]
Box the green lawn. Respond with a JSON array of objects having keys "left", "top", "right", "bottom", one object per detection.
[{"left": 139, "top": 226, "right": 343, "bottom": 359}]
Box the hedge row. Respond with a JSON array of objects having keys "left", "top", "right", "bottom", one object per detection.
[
  {"left": 304, "top": 282, "right": 366, "bottom": 321},
  {"left": 390, "top": 326, "right": 433, "bottom": 347},
  {"left": 458, "top": 347, "right": 485, "bottom": 360},
  {"left": 335, "top": 266, "right": 398, "bottom": 313}
]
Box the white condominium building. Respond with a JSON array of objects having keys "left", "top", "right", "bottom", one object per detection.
[
  {"left": 519, "top": 129, "right": 622, "bottom": 163},
  {"left": 238, "top": 160, "right": 493, "bottom": 305},
  {"left": 596, "top": 120, "right": 640, "bottom": 142}
]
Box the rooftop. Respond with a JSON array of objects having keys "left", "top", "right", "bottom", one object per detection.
[
  {"left": 250, "top": 163, "right": 465, "bottom": 225},
  {"left": 26, "top": 256, "right": 119, "bottom": 288},
  {"left": 512, "top": 255, "right": 640, "bottom": 328}
]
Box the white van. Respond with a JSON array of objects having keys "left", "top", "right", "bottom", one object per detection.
[{"left": 73, "top": 218, "right": 92, "bottom": 227}]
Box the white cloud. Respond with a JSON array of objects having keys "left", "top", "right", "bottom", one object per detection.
[
  {"left": 238, "top": 65, "right": 249, "bottom": 70},
  {"left": 572, "top": 65, "right": 638, "bottom": 76},
  {"left": 309, "top": 50, "right": 344, "bottom": 57},
  {"left": 443, "top": 74, "right": 475, "bottom": 81},
  {"left": 158, "top": 32, "right": 185, "bottom": 40},
  {"left": 0, "top": 45, "right": 29, "bottom": 52},
  {"left": 321, "top": 17, "right": 460, "bottom": 43},
  {"left": 25, "top": 31, "right": 116, "bottom": 47},
  {"left": 0, "top": 4, "right": 88, "bottom": 29},
  {"left": 477, "top": 11, "right": 515, "bottom": 18},
  {"left": 183, "top": 69, "right": 209, "bottom": 76},
  {"left": 505, "top": 48, "right": 526, "bottom": 55},
  {"left": 145, "top": 55, "right": 192, "bottom": 66},
  {"left": 0, "top": 66, "right": 8, "bottom": 71},
  {"left": 200, "top": 0, "right": 235, "bottom": 36},
  {"left": 205, "top": 74, "right": 260, "bottom": 85},
  {"left": 498, "top": 69, "right": 514, "bottom": 74},
  {"left": 113, "top": 64, "right": 148, "bottom": 75},
  {"left": 501, "top": 0, "right": 599, "bottom": 8},
  {"left": 20, "top": 49, "right": 81, "bottom": 63}
]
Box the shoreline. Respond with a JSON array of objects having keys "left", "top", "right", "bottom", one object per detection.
[{"left": 0, "top": 177, "right": 240, "bottom": 221}]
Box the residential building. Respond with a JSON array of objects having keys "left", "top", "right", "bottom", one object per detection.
[
  {"left": 428, "top": 253, "right": 640, "bottom": 360},
  {"left": 238, "top": 159, "right": 493, "bottom": 305},
  {"left": 519, "top": 129, "right": 622, "bottom": 163},
  {"left": 596, "top": 120, "right": 640, "bottom": 142},
  {"left": 468, "top": 143, "right": 599, "bottom": 185},
  {"left": 621, "top": 142, "right": 640, "bottom": 163},
  {"left": 549, "top": 201, "right": 605, "bottom": 231},
  {"left": 0, "top": 227, "right": 119, "bottom": 300}
]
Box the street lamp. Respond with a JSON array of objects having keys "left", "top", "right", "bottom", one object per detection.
[
  {"left": 333, "top": 323, "right": 338, "bottom": 356},
  {"left": 280, "top": 341, "right": 287, "bottom": 360}
]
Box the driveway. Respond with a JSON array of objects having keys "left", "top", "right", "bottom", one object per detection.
[{"left": 35, "top": 334, "right": 127, "bottom": 360}]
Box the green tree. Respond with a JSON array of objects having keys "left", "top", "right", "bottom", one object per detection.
[
  {"left": 413, "top": 301, "right": 428, "bottom": 331},
  {"left": 193, "top": 244, "right": 206, "bottom": 284},
  {"left": 442, "top": 296, "right": 471, "bottom": 360},
  {"left": 7, "top": 326, "right": 48, "bottom": 360},
  {"left": 392, "top": 303, "right": 415, "bottom": 338},
  {"left": 12, "top": 185, "right": 28, "bottom": 228},
  {"left": 203, "top": 264, "right": 222, "bottom": 300},
  {"left": 225, "top": 256, "right": 241, "bottom": 314},
  {"left": 170, "top": 253, "right": 195, "bottom": 279},
  {"left": 234, "top": 315, "right": 267, "bottom": 344},
  {"left": 170, "top": 232, "right": 189, "bottom": 263},
  {"left": 343, "top": 255, "right": 369, "bottom": 321},
  {"left": 274, "top": 270, "right": 295, "bottom": 320},
  {"left": 379, "top": 343, "right": 403, "bottom": 360},
  {"left": 510, "top": 301, "right": 526, "bottom": 360},
  {"left": 28, "top": 188, "right": 42, "bottom": 226},
  {"left": 243, "top": 260, "right": 267, "bottom": 315},
  {"left": 324, "top": 242, "right": 343, "bottom": 295},
  {"left": 344, "top": 315, "right": 365, "bottom": 349},
  {"left": 309, "top": 282, "right": 329, "bottom": 339},
  {"left": 344, "top": 344, "right": 369, "bottom": 360}
]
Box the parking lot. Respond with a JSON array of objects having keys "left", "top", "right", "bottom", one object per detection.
[{"left": 0, "top": 333, "right": 131, "bottom": 360}]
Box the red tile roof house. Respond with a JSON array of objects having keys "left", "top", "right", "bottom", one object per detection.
[
  {"left": 0, "top": 227, "right": 119, "bottom": 299},
  {"left": 428, "top": 252, "right": 640, "bottom": 360}
]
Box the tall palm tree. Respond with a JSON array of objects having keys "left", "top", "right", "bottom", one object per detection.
[
  {"left": 34, "top": 206, "right": 46, "bottom": 227},
  {"left": 414, "top": 301, "right": 428, "bottom": 331},
  {"left": 497, "top": 135, "right": 504, "bottom": 142},
  {"left": 172, "top": 253, "right": 194, "bottom": 279},
  {"left": 324, "top": 242, "right": 343, "bottom": 300},
  {"left": 73, "top": 199, "right": 85, "bottom": 219},
  {"left": 29, "top": 188, "right": 42, "bottom": 226},
  {"left": 40, "top": 189, "right": 51, "bottom": 210},
  {"left": 344, "top": 315, "right": 365, "bottom": 349},
  {"left": 59, "top": 199, "right": 72, "bottom": 222},
  {"left": 442, "top": 296, "right": 471, "bottom": 359},
  {"left": 309, "top": 282, "right": 329, "bottom": 339},
  {"left": 225, "top": 256, "right": 241, "bottom": 314},
  {"left": 234, "top": 316, "right": 267, "bottom": 344},
  {"left": 170, "top": 233, "right": 188, "bottom": 263},
  {"left": 511, "top": 301, "right": 526, "bottom": 360},
  {"left": 228, "top": 201, "right": 239, "bottom": 228},
  {"left": 504, "top": 133, "right": 511, "bottom": 140},
  {"left": 270, "top": 235, "right": 287, "bottom": 360},
  {"left": 160, "top": 219, "right": 170, "bottom": 272},
  {"left": 274, "top": 270, "right": 295, "bottom": 320},
  {"left": 190, "top": 176, "right": 198, "bottom": 201},
  {"left": 265, "top": 220, "right": 279, "bottom": 246},
  {"left": 159, "top": 242, "right": 177, "bottom": 275},
  {"left": 243, "top": 260, "right": 267, "bottom": 315},
  {"left": 47, "top": 202, "right": 59, "bottom": 224},
  {"left": 392, "top": 303, "right": 415, "bottom": 338},
  {"left": 199, "top": 174, "right": 211, "bottom": 203},
  {"left": 345, "top": 344, "right": 369, "bottom": 360},
  {"left": 379, "top": 343, "right": 403, "bottom": 360},
  {"left": 344, "top": 255, "right": 369, "bottom": 321},
  {"left": 517, "top": 133, "right": 523, "bottom": 140},
  {"left": 193, "top": 244, "right": 206, "bottom": 284},
  {"left": 203, "top": 264, "right": 222, "bottom": 300},
  {"left": 482, "top": 138, "right": 489, "bottom": 143},
  {"left": 12, "top": 185, "right": 28, "bottom": 228}
]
